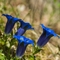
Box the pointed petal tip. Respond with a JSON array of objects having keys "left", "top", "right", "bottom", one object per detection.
[
  {"left": 40, "top": 24, "right": 45, "bottom": 28},
  {"left": 2, "top": 14, "right": 9, "bottom": 16},
  {"left": 53, "top": 34, "right": 60, "bottom": 38},
  {"left": 57, "top": 35, "right": 60, "bottom": 38}
]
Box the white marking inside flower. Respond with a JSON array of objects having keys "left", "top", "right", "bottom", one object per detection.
[
  {"left": 20, "top": 37, "right": 24, "bottom": 41},
  {"left": 48, "top": 29, "right": 52, "bottom": 33},
  {"left": 47, "top": 28, "right": 52, "bottom": 33},
  {"left": 27, "top": 40, "right": 29, "bottom": 43}
]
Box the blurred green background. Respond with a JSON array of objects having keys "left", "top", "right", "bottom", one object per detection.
[{"left": 0, "top": 0, "right": 60, "bottom": 60}]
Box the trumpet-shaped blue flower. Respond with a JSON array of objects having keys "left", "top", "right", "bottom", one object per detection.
[
  {"left": 37, "top": 24, "right": 60, "bottom": 47},
  {"left": 13, "top": 35, "right": 34, "bottom": 57},
  {"left": 2, "top": 14, "right": 20, "bottom": 34},
  {"left": 15, "top": 20, "right": 34, "bottom": 36},
  {"left": 2, "top": 14, "right": 34, "bottom": 35}
]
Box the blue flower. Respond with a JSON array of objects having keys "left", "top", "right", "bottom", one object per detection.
[
  {"left": 2, "top": 14, "right": 20, "bottom": 34},
  {"left": 37, "top": 24, "right": 60, "bottom": 47},
  {"left": 13, "top": 35, "right": 34, "bottom": 57},
  {"left": 2, "top": 14, "right": 34, "bottom": 35},
  {"left": 15, "top": 20, "right": 34, "bottom": 36}
]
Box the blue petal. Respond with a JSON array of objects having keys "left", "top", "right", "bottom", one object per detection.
[
  {"left": 2, "top": 14, "right": 20, "bottom": 21},
  {"left": 13, "top": 35, "right": 23, "bottom": 43},
  {"left": 37, "top": 31, "right": 53, "bottom": 47},
  {"left": 2, "top": 14, "right": 20, "bottom": 33},
  {"left": 16, "top": 43, "right": 27, "bottom": 57},
  {"left": 5, "top": 20, "right": 15, "bottom": 33},
  {"left": 13, "top": 35, "right": 34, "bottom": 46},
  {"left": 37, "top": 30, "right": 46, "bottom": 47},
  {"left": 40, "top": 36, "right": 52, "bottom": 47},
  {"left": 13, "top": 35, "right": 24, "bottom": 41},
  {"left": 19, "top": 19, "right": 34, "bottom": 30},
  {"left": 2, "top": 14, "right": 12, "bottom": 21},
  {"left": 23, "top": 23, "right": 34, "bottom": 30},
  {"left": 26, "top": 38, "right": 34, "bottom": 46},
  {"left": 15, "top": 28, "right": 25, "bottom": 36},
  {"left": 41, "top": 24, "right": 60, "bottom": 38},
  {"left": 37, "top": 24, "right": 60, "bottom": 47}
]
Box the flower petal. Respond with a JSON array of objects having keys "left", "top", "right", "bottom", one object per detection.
[
  {"left": 37, "top": 30, "right": 46, "bottom": 47},
  {"left": 13, "top": 35, "right": 34, "bottom": 46},
  {"left": 37, "top": 24, "right": 60, "bottom": 48},
  {"left": 2, "top": 14, "right": 12, "bottom": 21},
  {"left": 15, "top": 28, "right": 25, "bottom": 36},
  {"left": 40, "top": 24, "right": 59, "bottom": 37},
  {"left": 37, "top": 25, "right": 53, "bottom": 47},
  {"left": 24, "top": 23, "right": 34, "bottom": 30},
  {"left": 19, "top": 19, "right": 34, "bottom": 30},
  {"left": 26, "top": 38, "right": 34, "bottom": 46},
  {"left": 2, "top": 14, "right": 20, "bottom": 33},
  {"left": 16, "top": 43, "right": 27, "bottom": 57},
  {"left": 37, "top": 34, "right": 52, "bottom": 47},
  {"left": 5, "top": 20, "right": 15, "bottom": 33},
  {"left": 37, "top": 29, "right": 53, "bottom": 47},
  {"left": 40, "top": 35, "right": 52, "bottom": 47}
]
